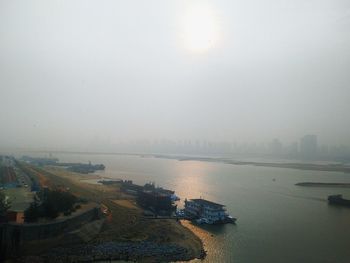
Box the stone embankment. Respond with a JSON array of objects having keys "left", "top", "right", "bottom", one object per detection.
[{"left": 42, "top": 241, "right": 199, "bottom": 262}]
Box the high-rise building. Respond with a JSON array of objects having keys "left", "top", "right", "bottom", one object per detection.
[{"left": 300, "top": 135, "right": 318, "bottom": 158}]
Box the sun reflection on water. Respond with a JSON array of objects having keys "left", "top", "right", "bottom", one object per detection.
[{"left": 172, "top": 160, "right": 214, "bottom": 204}]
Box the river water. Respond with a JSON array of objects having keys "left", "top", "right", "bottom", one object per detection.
[{"left": 50, "top": 153, "right": 350, "bottom": 262}]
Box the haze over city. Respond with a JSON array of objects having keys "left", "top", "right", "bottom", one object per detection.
[
  {"left": 1, "top": 0, "right": 350, "bottom": 151},
  {"left": 2, "top": 1, "right": 350, "bottom": 263}
]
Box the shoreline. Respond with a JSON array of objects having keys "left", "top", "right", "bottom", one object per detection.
[
  {"left": 7, "top": 149, "right": 350, "bottom": 173},
  {"left": 15, "top": 165, "right": 205, "bottom": 262},
  {"left": 179, "top": 220, "right": 207, "bottom": 260}
]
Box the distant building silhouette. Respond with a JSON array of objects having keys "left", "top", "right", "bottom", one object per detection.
[
  {"left": 300, "top": 135, "right": 318, "bottom": 159},
  {"left": 269, "top": 139, "right": 282, "bottom": 155}
]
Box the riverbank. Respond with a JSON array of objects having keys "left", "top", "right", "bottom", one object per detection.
[
  {"left": 10, "top": 152, "right": 350, "bottom": 263},
  {"left": 15, "top": 165, "right": 204, "bottom": 262},
  {"left": 149, "top": 154, "right": 350, "bottom": 173},
  {"left": 13, "top": 150, "right": 350, "bottom": 173}
]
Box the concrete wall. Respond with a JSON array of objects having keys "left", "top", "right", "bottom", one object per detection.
[{"left": 0, "top": 205, "right": 101, "bottom": 260}]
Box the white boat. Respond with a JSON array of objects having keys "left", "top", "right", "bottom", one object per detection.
[
  {"left": 175, "top": 209, "right": 185, "bottom": 217},
  {"left": 185, "top": 198, "right": 237, "bottom": 224},
  {"left": 171, "top": 194, "right": 180, "bottom": 201}
]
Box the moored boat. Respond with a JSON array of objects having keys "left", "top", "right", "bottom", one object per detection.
[
  {"left": 184, "top": 198, "right": 237, "bottom": 225},
  {"left": 328, "top": 194, "right": 350, "bottom": 207}
]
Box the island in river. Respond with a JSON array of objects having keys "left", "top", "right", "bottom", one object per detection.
[
  {"left": 149, "top": 154, "right": 350, "bottom": 173},
  {"left": 295, "top": 182, "right": 350, "bottom": 187}
]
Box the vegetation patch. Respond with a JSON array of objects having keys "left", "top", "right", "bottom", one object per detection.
[
  {"left": 24, "top": 188, "right": 78, "bottom": 222},
  {"left": 0, "top": 191, "right": 11, "bottom": 222}
]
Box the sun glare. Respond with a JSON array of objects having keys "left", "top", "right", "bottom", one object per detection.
[{"left": 181, "top": 3, "right": 220, "bottom": 53}]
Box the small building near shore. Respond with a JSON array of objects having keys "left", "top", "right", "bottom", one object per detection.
[{"left": 6, "top": 211, "right": 25, "bottom": 224}]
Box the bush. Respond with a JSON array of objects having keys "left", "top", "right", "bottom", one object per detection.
[
  {"left": 77, "top": 197, "right": 88, "bottom": 204},
  {"left": 25, "top": 188, "right": 78, "bottom": 222},
  {"left": 63, "top": 211, "right": 71, "bottom": 216}
]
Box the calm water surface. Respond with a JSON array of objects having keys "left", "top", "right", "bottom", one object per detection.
[{"left": 55, "top": 153, "right": 350, "bottom": 263}]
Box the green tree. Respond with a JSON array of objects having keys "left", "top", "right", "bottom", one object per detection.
[
  {"left": 0, "top": 191, "right": 11, "bottom": 221},
  {"left": 25, "top": 189, "right": 78, "bottom": 221},
  {"left": 24, "top": 195, "right": 41, "bottom": 222}
]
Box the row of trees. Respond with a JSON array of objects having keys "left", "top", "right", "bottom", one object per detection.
[{"left": 25, "top": 189, "right": 78, "bottom": 222}]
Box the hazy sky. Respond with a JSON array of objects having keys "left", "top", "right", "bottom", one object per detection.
[{"left": 1, "top": 0, "right": 349, "bottom": 150}]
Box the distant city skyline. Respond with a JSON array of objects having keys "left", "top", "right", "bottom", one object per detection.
[{"left": 6, "top": 134, "right": 346, "bottom": 161}]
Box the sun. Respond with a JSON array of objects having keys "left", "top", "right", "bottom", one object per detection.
[{"left": 181, "top": 3, "right": 220, "bottom": 53}]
